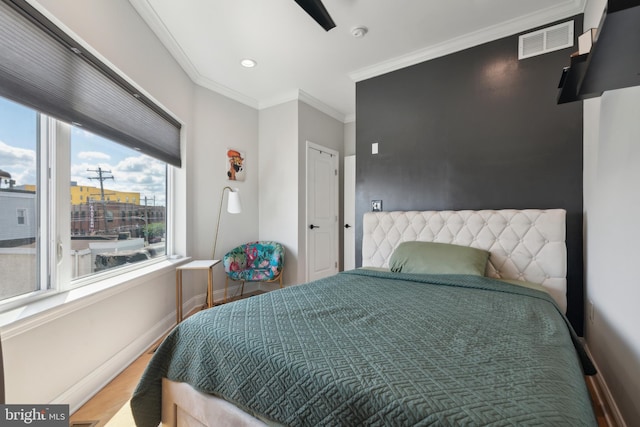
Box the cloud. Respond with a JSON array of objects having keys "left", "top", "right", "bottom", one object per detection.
[
  {"left": 71, "top": 128, "right": 98, "bottom": 139},
  {"left": 77, "top": 151, "right": 111, "bottom": 161},
  {"left": 118, "top": 156, "right": 150, "bottom": 173},
  {"left": 0, "top": 139, "right": 36, "bottom": 186},
  {"left": 1, "top": 132, "right": 167, "bottom": 206},
  {"left": 0, "top": 140, "right": 35, "bottom": 164},
  {"left": 71, "top": 153, "right": 167, "bottom": 205}
]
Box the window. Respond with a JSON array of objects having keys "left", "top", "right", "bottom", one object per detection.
[
  {"left": 70, "top": 127, "right": 167, "bottom": 279},
  {"left": 0, "top": 94, "right": 170, "bottom": 304},
  {"left": 0, "top": 0, "right": 180, "bottom": 307},
  {"left": 0, "top": 97, "right": 39, "bottom": 301},
  {"left": 16, "top": 208, "right": 27, "bottom": 225}
]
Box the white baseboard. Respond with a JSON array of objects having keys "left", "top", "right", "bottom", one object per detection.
[
  {"left": 56, "top": 293, "right": 203, "bottom": 414},
  {"left": 583, "top": 344, "right": 627, "bottom": 427}
]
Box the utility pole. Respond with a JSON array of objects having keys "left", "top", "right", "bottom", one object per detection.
[
  {"left": 144, "top": 196, "right": 149, "bottom": 244},
  {"left": 87, "top": 167, "right": 114, "bottom": 234}
]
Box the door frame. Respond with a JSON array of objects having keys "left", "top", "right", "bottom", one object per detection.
[
  {"left": 305, "top": 141, "right": 339, "bottom": 282},
  {"left": 343, "top": 155, "right": 356, "bottom": 271}
]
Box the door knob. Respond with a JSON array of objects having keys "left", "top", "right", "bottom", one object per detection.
[
  {"left": 344, "top": 224, "right": 351, "bottom": 228},
  {"left": 309, "top": 224, "right": 320, "bottom": 229}
]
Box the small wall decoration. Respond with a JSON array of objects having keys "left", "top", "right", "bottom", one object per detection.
[{"left": 226, "top": 149, "right": 245, "bottom": 181}]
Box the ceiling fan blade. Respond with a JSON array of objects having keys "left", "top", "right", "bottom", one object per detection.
[{"left": 294, "top": 0, "right": 336, "bottom": 31}]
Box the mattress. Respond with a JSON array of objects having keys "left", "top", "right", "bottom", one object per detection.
[{"left": 131, "top": 269, "right": 596, "bottom": 426}]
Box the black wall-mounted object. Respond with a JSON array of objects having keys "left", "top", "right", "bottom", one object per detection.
[
  {"left": 608, "top": 0, "right": 640, "bottom": 13},
  {"left": 557, "top": 54, "right": 600, "bottom": 104},
  {"left": 356, "top": 16, "right": 585, "bottom": 334},
  {"left": 294, "top": 0, "right": 336, "bottom": 31},
  {"left": 557, "top": 0, "right": 640, "bottom": 103}
]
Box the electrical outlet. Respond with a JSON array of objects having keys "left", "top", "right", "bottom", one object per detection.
[{"left": 371, "top": 200, "right": 382, "bottom": 212}]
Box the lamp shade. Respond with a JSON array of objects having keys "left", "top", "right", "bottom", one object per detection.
[
  {"left": 227, "top": 189, "right": 242, "bottom": 214},
  {"left": 213, "top": 187, "right": 242, "bottom": 260}
]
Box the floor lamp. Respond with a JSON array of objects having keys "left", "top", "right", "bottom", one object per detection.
[{"left": 212, "top": 186, "right": 242, "bottom": 260}]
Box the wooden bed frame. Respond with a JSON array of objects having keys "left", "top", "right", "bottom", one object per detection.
[
  {"left": 160, "top": 208, "right": 568, "bottom": 426},
  {"left": 162, "top": 379, "right": 267, "bottom": 427}
]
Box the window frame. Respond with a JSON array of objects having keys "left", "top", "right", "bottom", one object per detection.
[
  {"left": 16, "top": 208, "right": 27, "bottom": 225},
  {"left": 0, "top": 109, "right": 175, "bottom": 314},
  {"left": 0, "top": 0, "right": 184, "bottom": 317}
]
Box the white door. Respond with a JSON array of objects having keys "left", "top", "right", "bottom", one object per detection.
[
  {"left": 344, "top": 155, "right": 355, "bottom": 270},
  {"left": 306, "top": 142, "right": 339, "bottom": 282}
]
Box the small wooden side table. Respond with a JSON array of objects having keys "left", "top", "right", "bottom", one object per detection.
[{"left": 175, "top": 259, "right": 221, "bottom": 323}]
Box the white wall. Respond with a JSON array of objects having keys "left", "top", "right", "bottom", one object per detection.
[
  {"left": 190, "top": 86, "right": 259, "bottom": 297},
  {"left": 258, "top": 101, "right": 300, "bottom": 284},
  {"left": 298, "top": 101, "right": 345, "bottom": 276},
  {"left": 583, "top": 1, "right": 640, "bottom": 425},
  {"left": 258, "top": 101, "right": 345, "bottom": 285},
  {"left": 0, "top": 0, "right": 259, "bottom": 411},
  {"left": 344, "top": 121, "right": 356, "bottom": 156}
]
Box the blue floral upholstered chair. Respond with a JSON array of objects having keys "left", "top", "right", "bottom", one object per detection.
[{"left": 223, "top": 241, "right": 285, "bottom": 302}]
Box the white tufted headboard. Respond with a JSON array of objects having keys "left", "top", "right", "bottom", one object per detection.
[{"left": 362, "top": 209, "right": 567, "bottom": 312}]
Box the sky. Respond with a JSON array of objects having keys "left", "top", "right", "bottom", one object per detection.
[{"left": 0, "top": 96, "right": 166, "bottom": 206}]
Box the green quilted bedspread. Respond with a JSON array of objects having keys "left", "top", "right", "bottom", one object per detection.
[{"left": 131, "top": 269, "right": 597, "bottom": 426}]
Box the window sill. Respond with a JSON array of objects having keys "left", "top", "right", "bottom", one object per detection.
[{"left": 0, "top": 256, "right": 191, "bottom": 339}]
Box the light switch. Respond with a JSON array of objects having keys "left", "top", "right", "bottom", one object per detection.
[{"left": 371, "top": 142, "right": 378, "bottom": 154}]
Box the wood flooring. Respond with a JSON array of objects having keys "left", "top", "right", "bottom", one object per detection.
[{"left": 69, "top": 349, "right": 153, "bottom": 426}]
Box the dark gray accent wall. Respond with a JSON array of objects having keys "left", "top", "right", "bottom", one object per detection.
[{"left": 355, "top": 16, "right": 585, "bottom": 334}]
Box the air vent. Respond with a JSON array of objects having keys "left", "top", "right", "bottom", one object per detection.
[{"left": 519, "top": 21, "right": 574, "bottom": 59}]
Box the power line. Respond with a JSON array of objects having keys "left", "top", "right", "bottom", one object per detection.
[{"left": 87, "top": 167, "right": 114, "bottom": 233}]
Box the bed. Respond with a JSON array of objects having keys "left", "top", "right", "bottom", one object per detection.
[{"left": 131, "top": 209, "right": 597, "bottom": 426}]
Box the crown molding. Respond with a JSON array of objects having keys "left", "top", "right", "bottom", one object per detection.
[
  {"left": 131, "top": 0, "right": 586, "bottom": 122},
  {"left": 129, "top": 0, "right": 260, "bottom": 109},
  {"left": 130, "top": 0, "right": 348, "bottom": 121},
  {"left": 298, "top": 90, "right": 346, "bottom": 123},
  {"left": 193, "top": 75, "right": 260, "bottom": 109},
  {"left": 258, "top": 90, "right": 300, "bottom": 110},
  {"left": 349, "top": 0, "right": 587, "bottom": 82},
  {"left": 260, "top": 90, "right": 347, "bottom": 123},
  {"left": 129, "top": 0, "right": 200, "bottom": 83}
]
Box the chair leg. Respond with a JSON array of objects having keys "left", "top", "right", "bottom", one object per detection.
[
  {"left": 224, "top": 276, "right": 229, "bottom": 303},
  {"left": 279, "top": 274, "right": 283, "bottom": 289},
  {"left": 240, "top": 281, "right": 245, "bottom": 297}
]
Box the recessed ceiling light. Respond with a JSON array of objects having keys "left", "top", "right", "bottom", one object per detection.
[{"left": 240, "top": 58, "right": 257, "bottom": 68}]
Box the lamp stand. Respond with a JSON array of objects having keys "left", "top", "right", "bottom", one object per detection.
[{"left": 212, "top": 186, "right": 233, "bottom": 260}]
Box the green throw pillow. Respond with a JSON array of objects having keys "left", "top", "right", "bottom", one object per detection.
[{"left": 389, "top": 241, "right": 489, "bottom": 276}]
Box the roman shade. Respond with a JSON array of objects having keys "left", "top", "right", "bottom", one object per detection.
[{"left": 0, "top": 0, "right": 182, "bottom": 167}]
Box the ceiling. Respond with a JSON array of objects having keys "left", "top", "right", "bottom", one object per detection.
[{"left": 130, "top": 0, "right": 585, "bottom": 122}]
